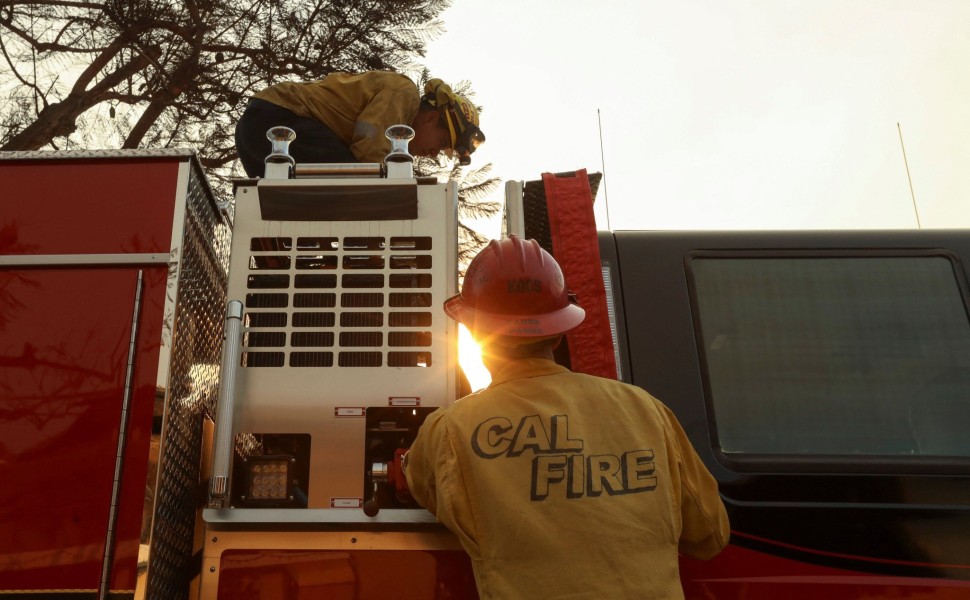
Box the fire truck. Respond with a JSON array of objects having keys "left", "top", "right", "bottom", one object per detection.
[{"left": 1, "top": 125, "right": 969, "bottom": 599}]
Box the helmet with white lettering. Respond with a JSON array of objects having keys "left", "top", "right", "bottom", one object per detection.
[{"left": 444, "top": 235, "right": 585, "bottom": 338}]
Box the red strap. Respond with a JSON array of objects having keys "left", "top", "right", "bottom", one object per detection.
[{"left": 542, "top": 170, "right": 618, "bottom": 380}]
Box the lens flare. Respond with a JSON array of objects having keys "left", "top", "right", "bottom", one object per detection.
[{"left": 458, "top": 324, "right": 490, "bottom": 392}]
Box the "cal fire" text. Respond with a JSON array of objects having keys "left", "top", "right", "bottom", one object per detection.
[{"left": 470, "top": 415, "right": 657, "bottom": 501}]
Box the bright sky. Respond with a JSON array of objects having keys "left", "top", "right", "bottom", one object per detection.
[{"left": 422, "top": 0, "right": 970, "bottom": 232}]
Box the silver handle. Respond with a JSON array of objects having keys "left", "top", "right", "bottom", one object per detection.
[{"left": 209, "top": 300, "right": 244, "bottom": 507}]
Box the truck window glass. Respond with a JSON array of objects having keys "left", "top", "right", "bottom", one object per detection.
[{"left": 690, "top": 255, "right": 970, "bottom": 459}]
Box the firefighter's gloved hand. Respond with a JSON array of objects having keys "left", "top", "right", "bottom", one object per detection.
[{"left": 424, "top": 78, "right": 455, "bottom": 107}]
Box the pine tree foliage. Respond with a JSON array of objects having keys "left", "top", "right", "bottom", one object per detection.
[{"left": 437, "top": 160, "right": 501, "bottom": 269}]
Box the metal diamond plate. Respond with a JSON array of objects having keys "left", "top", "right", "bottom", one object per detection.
[{"left": 146, "top": 158, "right": 231, "bottom": 600}]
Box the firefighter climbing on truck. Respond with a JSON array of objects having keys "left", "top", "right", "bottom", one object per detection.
[{"left": 234, "top": 71, "right": 485, "bottom": 176}]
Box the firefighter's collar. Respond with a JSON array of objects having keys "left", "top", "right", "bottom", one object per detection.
[{"left": 487, "top": 358, "right": 569, "bottom": 388}]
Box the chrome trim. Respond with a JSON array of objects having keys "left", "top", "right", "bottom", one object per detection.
[
  {"left": 203, "top": 508, "right": 439, "bottom": 526},
  {"left": 0, "top": 253, "right": 172, "bottom": 266},
  {"left": 0, "top": 148, "right": 197, "bottom": 160},
  {"left": 263, "top": 127, "right": 295, "bottom": 180},
  {"left": 209, "top": 300, "right": 244, "bottom": 507},
  {"left": 294, "top": 162, "right": 383, "bottom": 178},
  {"left": 211, "top": 476, "right": 229, "bottom": 499},
  {"left": 265, "top": 126, "right": 296, "bottom": 166},
  {"left": 504, "top": 180, "right": 525, "bottom": 238},
  {"left": 384, "top": 124, "right": 415, "bottom": 179},
  {"left": 601, "top": 265, "right": 623, "bottom": 381},
  {"left": 99, "top": 271, "right": 145, "bottom": 600},
  {"left": 371, "top": 462, "right": 389, "bottom": 482}
]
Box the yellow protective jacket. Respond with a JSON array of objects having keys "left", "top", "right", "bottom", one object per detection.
[
  {"left": 405, "top": 358, "right": 729, "bottom": 600},
  {"left": 254, "top": 71, "right": 420, "bottom": 163}
]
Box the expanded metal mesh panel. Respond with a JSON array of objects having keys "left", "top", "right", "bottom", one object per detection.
[
  {"left": 147, "top": 160, "right": 231, "bottom": 600},
  {"left": 242, "top": 236, "right": 435, "bottom": 369},
  {"left": 522, "top": 172, "right": 603, "bottom": 256},
  {"left": 522, "top": 180, "right": 554, "bottom": 255}
]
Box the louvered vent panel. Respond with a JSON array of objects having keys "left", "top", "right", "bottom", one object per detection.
[{"left": 241, "top": 236, "right": 435, "bottom": 368}]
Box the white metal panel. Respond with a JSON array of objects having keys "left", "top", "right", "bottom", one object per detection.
[{"left": 226, "top": 177, "right": 458, "bottom": 508}]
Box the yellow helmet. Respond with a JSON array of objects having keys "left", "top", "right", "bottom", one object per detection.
[{"left": 423, "top": 78, "right": 485, "bottom": 165}]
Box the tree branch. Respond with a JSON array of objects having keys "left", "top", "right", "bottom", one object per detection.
[{"left": 1, "top": 41, "right": 152, "bottom": 149}]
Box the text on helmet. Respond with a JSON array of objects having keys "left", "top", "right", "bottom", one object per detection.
[{"left": 508, "top": 278, "right": 542, "bottom": 293}]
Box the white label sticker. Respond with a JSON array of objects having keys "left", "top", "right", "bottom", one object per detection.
[
  {"left": 331, "top": 497, "right": 362, "bottom": 508},
  {"left": 334, "top": 407, "right": 365, "bottom": 417},
  {"left": 389, "top": 397, "right": 420, "bottom": 406}
]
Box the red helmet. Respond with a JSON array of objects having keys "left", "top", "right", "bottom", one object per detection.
[{"left": 444, "top": 236, "right": 585, "bottom": 338}]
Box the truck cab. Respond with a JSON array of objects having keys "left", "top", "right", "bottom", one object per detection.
[{"left": 599, "top": 229, "right": 970, "bottom": 597}]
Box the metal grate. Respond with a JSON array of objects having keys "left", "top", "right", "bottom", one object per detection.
[
  {"left": 522, "top": 172, "right": 603, "bottom": 256},
  {"left": 146, "top": 159, "right": 231, "bottom": 600},
  {"left": 242, "top": 235, "right": 434, "bottom": 368}
]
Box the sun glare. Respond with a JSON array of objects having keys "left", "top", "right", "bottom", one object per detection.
[{"left": 458, "top": 324, "right": 491, "bottom": 392}]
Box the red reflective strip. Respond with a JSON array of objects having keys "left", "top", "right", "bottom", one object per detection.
[
  {"left": 543, "top": 170, "right": 618, "bottom": 379},
  {"left": 731, "top": 530, "right": 970, "bottom": 571}
]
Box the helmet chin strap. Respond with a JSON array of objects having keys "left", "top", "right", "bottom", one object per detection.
[{"left": 441, "top": 106, "right": 459, "bottom": 148}]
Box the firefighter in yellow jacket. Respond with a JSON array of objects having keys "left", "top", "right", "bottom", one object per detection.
[
  {"left": 405, "top": 235, "right": 730, "bottom": 600},
  {"left": 235, "top": 71, "right": 484, "bottom": 176}
]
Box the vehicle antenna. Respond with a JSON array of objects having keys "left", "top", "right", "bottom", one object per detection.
[
  {"left": 897, "top": 122, "right": 922, "bottom": 229},
  {"left": 598, "top": 108, "right": 612, "bottom": 231}
]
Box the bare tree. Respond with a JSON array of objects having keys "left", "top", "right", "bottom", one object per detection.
[{"left": 0, "top": 0, "right": 450, "bottom": 174}]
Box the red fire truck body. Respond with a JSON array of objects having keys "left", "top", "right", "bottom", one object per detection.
[
  {"left": 1, "top": 150, "right": 969, "bottom": 599},
  {"left": 0, "top": 151, "right": 231, "bottom": 597}
]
